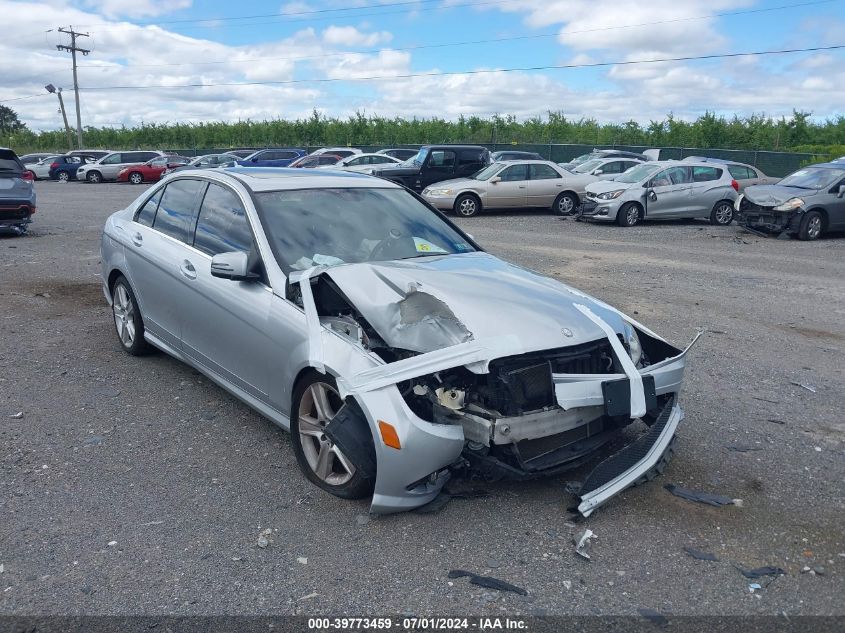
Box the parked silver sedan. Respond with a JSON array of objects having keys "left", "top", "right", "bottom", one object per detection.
[
  {"left": 101, "top": 167, "right": 695, "bottom": 515},
  {"left": 422, "top": 160, "right": 574, "bottom": 216},
  {"left": 23, "top": 155, "right": 62, "bottom": 180},
  {"left": 581, "top": 161, "right": 739, "bottom": 226}
]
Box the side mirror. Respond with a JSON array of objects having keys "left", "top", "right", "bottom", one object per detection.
[
  {"left": 594, "top": 169, "right": 603, "bottom": 175},
  {"left": 490, "top": 176, "right": 501, "bottom": 184},
  {"left": 647, "top": 189, "right": 657, "bottom": 202},
  {"left": 838, "top": 184, "right": 845, "bottom": 198},
  {"left": 211, "top": 251, "right": 258, "bottom": 281}
]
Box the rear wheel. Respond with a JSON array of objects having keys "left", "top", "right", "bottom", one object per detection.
[
  {"left": 111, "top": 276, "right": 153, "bottom": 356},
  {"left": 617, "top": 202, "right": 641, "bottom": 227},
  {"left": 552, "top": 192, "right": 578, "bottom": 216},
  {"left": 798, "top": 210, "right": 823, "bottom": 241},
  {"left": 86, "top": 171, "right": 102, "bottom": 184},
  {"left": 290, "top": 372, "right": 374, "bottom": 499},
  {"left": 57, "top": 171, "right": 70, "bottom": 183},
  {"left": 709, "top": 200, "right": 734, "bottom": 225},
  {"left": 128, "top": 171, "right": 144, "bottom": 185},
  {"left": 454, "top": 193, "right": 481, "bottom": 217}
]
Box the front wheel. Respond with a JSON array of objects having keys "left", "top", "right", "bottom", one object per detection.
[
  {"left": 453, "top": 193, "right": 481, "bottom": 217},
  {"left": 552, "top": 192, "right": 578, "bottom": 216},
  {"left": 57, "top": 171, "right": 70, "bottom": 183},
  {"left": 710, "top": 200, "right": 734, "bottom": 225},
  {"left": 798, "top": 210, "right": 823, "bottom": 241},
  {"left": 291, "top": 373, "right": 374, "bottom": 500},
  {"left": 128, "top": 172, "right": 144, "bottom": 185},
  {"left": 111, "top": 276, "right": 153, "bottom": 356},
  {"left": 86, "top": 171, "right": 102, "bottom": 183},
  {"left": 617, "top": 202, "right": 641, "bottom": 227}
]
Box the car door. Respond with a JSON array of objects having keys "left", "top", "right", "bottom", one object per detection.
[
  {"left": 123, "top": 178, "right": 206, "bottom": 350},
  {"left": 97, "top": 153, "right": 123, "bottom": 179},
  {"left": 645, "top": 166, "right": 693, "bottom": 218},
  {"left": 178, "top": 181, "right": 274, "bottom": 402},
  {"left": 827, "top": 175, "right": 845, "bottom": 230},
  {"left": 689, "top": 166, "right": 726, "bottom": 215},
  {"left": 457, "top": 149, "right": 486, "bottom": 178},
  {"left": 488, "top": 163, "right": 529, "bottom": 208},
  {"left": 527, "top": 163, "right": 564, "bottom": 206},
  {"left": 421, "top": 150, "right": 457, "bottom": 189}
]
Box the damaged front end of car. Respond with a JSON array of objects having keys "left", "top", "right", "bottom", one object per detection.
[
  {"left": 289, "top": 253, "right": 698, "bottom": 516},
  {"left": 735, "top": 189, "right": 806, "bottom": 237}
]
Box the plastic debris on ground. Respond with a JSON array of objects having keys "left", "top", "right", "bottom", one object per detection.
[
  {"left": 683, "top": 547, "right": 719, "bottom": 561},
  {"left": 447, "top": 569, "right": 527, "bottom": 596},
  {"left": 256, "top": 528, "right": 272, "bottom": 549},
  {"left": 574, "top": 529, "right": 596, "bottom": 560},
  {"left": 735, "top": 565, "right": 786, "bottom": 579},
  {"left": 664, "top": 484, "right": 735, "bottom": 507},
  {"left": 791, "top": 382, "right": 817, "bottom": 393}
]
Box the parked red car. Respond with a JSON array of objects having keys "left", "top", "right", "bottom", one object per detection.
[{"left": 117, "top": 155, "right": 190, "bottom": 184}]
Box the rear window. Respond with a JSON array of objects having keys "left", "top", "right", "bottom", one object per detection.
[{"left": 0, "top": 150, "right": 23, "bottom": 173}]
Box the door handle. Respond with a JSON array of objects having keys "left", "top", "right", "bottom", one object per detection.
[
  {"left": 518, "top": 185, "right": 527, "bottom": 189},
  {"left": 179, "top": 259, "right": 197, "bottom": 280},
  {"left": 131, "top": 232, "right": 143, "bottom": 246}
]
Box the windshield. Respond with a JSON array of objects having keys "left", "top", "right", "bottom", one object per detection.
[
  {"left": 255, "top": 187, "right": 477, "bottom": 272},
  {"left": 779, "top": 167, "right": 845, "bottom": 190},
  {"left": 402, "top": 148, "right": 427, "bottom": 166},
  {"left": 615, "top": 163, "right": 662, "bottom": 184},
  {"left": 573, "top": 159, "right": 603, "bottom": 174},
  {"left": 472, "top": 163, "right": 502, "bottom": 180},
  {"left": 569, "top": 153, "right": 596, "bottom": 167}
]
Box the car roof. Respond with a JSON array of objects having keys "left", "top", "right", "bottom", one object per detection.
[
  {"left": 811, "top": 162, "right": 845, "bottom": 169},
  {"left": 194, "top": 167, "right": 402, "bottom": 192}
]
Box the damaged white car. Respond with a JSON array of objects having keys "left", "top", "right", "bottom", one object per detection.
[{"left": 100, "top": 168, "right": 698, "bottom": 515}]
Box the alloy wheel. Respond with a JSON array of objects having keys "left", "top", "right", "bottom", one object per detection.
[
  {"left": 626, "top": 206, "right": 639, "bottom": 225},
  {"left": 58, "top": 172, "right": 69, "bottom": 182},
  {"left": 129, "top": 173, "right": 143, "bottom": 184},
  {"left": 297, "top": 382, "right": 356, "bottom": 486},
  {"left": 112, "top": 284, "right": 136, "bottom": 348},
  {"left": 807, "top": 215, "right": 822, "bottom": 239},
  {"left": 715, "top": 203, "right": 733, "bottom": 224},
  {"left": 458, "top": 197, "right": 477, "bottom": 216}
]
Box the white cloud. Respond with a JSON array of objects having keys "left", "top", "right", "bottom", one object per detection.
[
  {"left": 322, "top": 25, "right": 392, "bottom": 47},
  {"left": 82, "top": 0, "right": 192, "bottom": 19}
]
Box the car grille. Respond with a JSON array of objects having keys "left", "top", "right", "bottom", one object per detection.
[{"left": 490, "top": 339, "right": 617, "bottom": 376}]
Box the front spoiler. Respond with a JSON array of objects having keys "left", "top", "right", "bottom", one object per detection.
[{"left": 577, "top": 395, "right": 681, "bottom": 516}]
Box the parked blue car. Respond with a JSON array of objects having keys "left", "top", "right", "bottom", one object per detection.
[
  {"left": 48, "top": 155, "right": 96, "bottom": 182},
  {"left": 238, "top": 148, "right": 307, "bottom": 168}
]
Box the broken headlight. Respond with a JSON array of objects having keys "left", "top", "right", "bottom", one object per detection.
[
  {"left": 773, "top": 197, "right": 804, "bottom": 212},
  {"left": 622, "top": 321, "right": 642, "bottom": 366},
  {"left": 595, "top": 189, "right": 625, "bottom": 200}
]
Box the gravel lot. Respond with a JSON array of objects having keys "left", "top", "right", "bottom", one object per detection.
[{"left": 1, "top": 181, "right": 844, "bottom": 617}]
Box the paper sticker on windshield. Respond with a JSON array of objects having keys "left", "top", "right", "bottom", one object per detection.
[{"left": 413, "top": 237, "right": 448, "bottom": 254}]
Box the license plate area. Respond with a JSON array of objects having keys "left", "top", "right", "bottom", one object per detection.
[{"left": 602, "top": 375, "right": 657, "bottom": 417}]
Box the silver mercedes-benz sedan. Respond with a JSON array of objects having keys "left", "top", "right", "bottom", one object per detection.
[{"left": 100, "top": 167, "right": 697, "bottom": 515}]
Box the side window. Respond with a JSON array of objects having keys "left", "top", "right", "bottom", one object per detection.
[
  {"left": 194, "top": 183, "right": 253, "bottom": 256},
  {"left": 428, "top": 150, "right": 456, "bottom": 168},
  {"left": 136, "top": 188, "right": 164, "bottom": 227},
  {"left": 152, "top": 179, "right": 206, "bottom": 243},
  {"left": 278, "top": 151, "right": 296, "bottom": 160},
  {"left": 692, "top": 166, "right": 721, "bottom": 182},
  {"left": 529, "top": 164, "right": 560, "bottom": 180},
  {"left": 347, "top": 156, "right": 366, "bottom": 166},
  {"left": 319, "top": 156, "right": 337, "bottom": 165},
  {"left": 600, "top": 161, "right": 623, "bottom": 174},
  {"left": 458, "top": 150, "right": 483, "bottom": 167},
  {"left": 652, "top": 166, "right": 691, "bottom": 186},
  {"left": 728, "top": 165, "right": 751, "bottom": 180},
  {"left": 500, "top": 164, "right": 529, "bottom": 181},
  {"left": 101, "top": 154, "right": 121, "bottom": 165}
]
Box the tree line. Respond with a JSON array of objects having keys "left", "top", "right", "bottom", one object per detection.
[{"left": 2, "top": 105, "right": 843, "bottom": 159}]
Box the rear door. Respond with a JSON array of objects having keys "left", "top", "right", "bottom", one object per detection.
[
  {"left": 488, "top": 163, "right": 529, "bottom": 208},
  {"left": 123, "top": 178, "right": 206, "bottom": 349},
  {"left": 527, "top": 163, "right": 564, "bottom": 206},
  {"left": 178, "top": 181, "right": 273, "bottom": 401},
  {"left": 690, "top": 166, "right": 726, "bottom": 215},
  {"left": 457, "top": 149, "right": 487, "bottom": 177},
  {"left": 421, "top": 149, "right": 457, "bottom": 188},
  {"left": 645, "top": 166, "right": 693, "bottom": 218},
  {"left": 827, "top": 175, "right": 845, "bottom": 230}
]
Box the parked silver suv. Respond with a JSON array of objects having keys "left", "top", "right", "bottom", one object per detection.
[
  {"left": 77, "top": 150, "right": 166, "bottom": 183},
  {"left": 580, "top": 161, "right": 739, "bottom": 226}
]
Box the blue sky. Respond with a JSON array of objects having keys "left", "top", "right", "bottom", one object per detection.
[{"left": 2, "top": 0, "right": 844, "bottom": 130}]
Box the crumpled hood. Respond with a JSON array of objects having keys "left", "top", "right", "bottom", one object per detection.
[
  {"left": 586, "top": 179, "right": 634, "bottom": 195},
  {"left": 324, "top": 251, "right": 627, "bottom": 354},
  {"left": 743, "top": 184, "right": 816, "bottom": 207}
]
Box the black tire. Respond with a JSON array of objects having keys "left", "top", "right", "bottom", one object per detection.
[
  {"left": 453, "top": 193, "right": 481, "bottom": 217},
  {"left": 111, "top": 276, "right": 153, "bottom": 356},
  {"left": 709, "top": 200, "right": 734, "bottom": 225},
  {"left": 617, "top": 202, "right": 641, "bottom": 227},
  {"left": 128, "top": 171, "right": 144, "bottom": 185},
  {"left": 552, "top": 191, "right": 578, "bottom": 216},
  {"left": 86, "top": 170, "right": 102, "bottom": 183},
  {"left": 798, "top": 210, "right": 824, "bottom": 241},
  {"left": 57, "top": 171, "right": 70, "bottom": 183},
  {"left": 290, "top": 372, "right": 374, "bottom": 500}
]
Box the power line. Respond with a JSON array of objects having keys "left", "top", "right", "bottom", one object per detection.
[
  {"left": 68, "top": 44, "right": 844, "bottom": 93},
  {"left": 74, "top": 0, "right": 841, "bottom": 71},
  {"left": 56, "top": 26, "right": 90, "bottom": 148}
]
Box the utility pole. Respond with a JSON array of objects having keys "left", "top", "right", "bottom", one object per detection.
[
  {"left": 45, "top": 84, "right": 74, "bottom": 151},
  {"left": 56, "top": 26, "right": 89, "bottom": 149}
]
